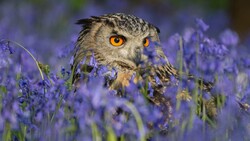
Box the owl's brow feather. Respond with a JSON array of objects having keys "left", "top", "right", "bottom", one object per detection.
[
  {"left": 76, "top": 13, "right": 160, "bottom": 35},
  {"left": 111, "top": 30, "right": 118, "bottom": 35}
]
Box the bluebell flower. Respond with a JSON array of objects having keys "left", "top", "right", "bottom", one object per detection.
[
  {"left": 0, "top": 40, "right": 14, "bottom": 54},
  {"left": 61, "top": 67, "right": 66, "bottom": 76},
  {"left": 89, "top": 53, "right": 98, "bottom": 68},
  {"left": 148, "top": 82, "right": 154, "bottom": 98},
  {"left": 183, "top": 27, "right": 195, "bottom": 43},
  {"left": 38, "top": 79, "right": 51, "bottom": 89},
  {"left": 154, "top": 75, "right": 161, "bottom": 85},
  {"left": 220, "top": 29, "right": 239, "bottom": 46},
  {"left": 195, "top": 18, "right": 209, "bottom": 32},
  {"left": 143, "top": 40, "right": 165, "bottom": 65},
  {"left": 57, "top": 37, "right": 76, "bottom": 59},
  {"left": 69, "top": 56, "right": 74, "bottom": 66}
]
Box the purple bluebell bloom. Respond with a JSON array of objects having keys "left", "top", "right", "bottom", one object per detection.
[{"left": 196, "top": 18, "right": 209, "bottom": 31}]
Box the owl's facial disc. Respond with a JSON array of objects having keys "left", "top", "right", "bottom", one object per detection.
[
  {"left": 108, "top": 35, "right": 150, "bottom": 66},
  {"left": 94, "top": 23, "right": 159, "bottom": 67}
]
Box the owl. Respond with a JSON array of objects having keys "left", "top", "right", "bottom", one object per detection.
[{"left": 71, "top": 13, "right": 213, "bottom": 123}]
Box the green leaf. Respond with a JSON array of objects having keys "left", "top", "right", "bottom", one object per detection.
[
  {"left": 91, "top": 122, "right": 102, "bottom": 141},
  {"left": 106, "top": 126, "right": 117, "bottom": 141},
  {"left": 0, "top": 85, "right": 7, "bottom": 94},
  {"left": 38, "top": 62, "right": 50, "bottom": 76}
]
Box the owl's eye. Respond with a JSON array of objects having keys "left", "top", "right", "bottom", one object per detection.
[
  {"left": 143, "top": 38, "right": 150, "bottom": 47},
  {"left": 110, "top": 36, "right": 125, "bottom": 47}
]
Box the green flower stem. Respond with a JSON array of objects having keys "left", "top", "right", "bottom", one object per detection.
[
  {"left": 124, "top": 101, "right": 146, "bottom": 141},
  {"left": 0, "top": 39, "right": 44, "bottom": 80},
  {"left": 91, "top": 122, "right": 102, "bottom": 141}
]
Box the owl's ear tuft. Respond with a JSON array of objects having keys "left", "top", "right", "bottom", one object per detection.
[
  {"left": 76, "top": 16, "right": 102, "bottom": 25},
  {"left": 76, "top": 19, "right": 87, "bottom": 25},
  {"left": 76, "top": 18, "right": 97, "bottom": 36},
  {"left": 76, "top": 18, "right": 94, "bottom": 25},
  {"left": 149, "top": 24, "right": 160, "bottom": 33},
  {"left": 155, "top": 26, "right": 160, "bottom": 33},
  {"left": 76, "top": 16, "right": 115, "bottom": 29},
  {"left": 76, "top": 17, "right": 102, "bottom": 33}
]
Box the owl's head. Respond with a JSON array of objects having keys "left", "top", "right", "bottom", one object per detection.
[{"left": 75, "top": 13, "right": 166, "bottom": 70}]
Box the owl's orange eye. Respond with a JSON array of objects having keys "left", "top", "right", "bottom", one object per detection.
[
  {"left": 110, "top": 36, "right": 125, "bottom": 47},
  {"left": 143, "top": 38, "right": 150, "bottom": 47}
]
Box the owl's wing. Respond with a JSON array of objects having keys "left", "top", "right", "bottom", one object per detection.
[
  {"left": 185, "top": 73, "right": 214, "bottom": 91},
  {"left": 151, "top": 63, "right": 214, "bottom": 93}
]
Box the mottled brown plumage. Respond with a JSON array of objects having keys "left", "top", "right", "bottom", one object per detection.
[{"left": 72, "top": 13, "right": 214, "bottom": 125}]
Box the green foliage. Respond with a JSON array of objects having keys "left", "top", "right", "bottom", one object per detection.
[
  {"left": 69, "top": 0, "right": 87, "bottom": 12},
  {"left": 170, "top": 0, "right": 229, "bottom": 10},
  {"left": 38, "top": 62, "right": 50, "bottom": 77}
]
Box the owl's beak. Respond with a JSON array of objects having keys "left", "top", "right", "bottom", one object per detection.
[{"left": 133, "top": 47, "right": 143, "bottom": 66}]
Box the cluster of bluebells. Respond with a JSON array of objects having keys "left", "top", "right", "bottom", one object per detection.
[
  {"left": 159, "top": 19, "right": 250, "bottom": 140},
  {"left": 0, "top": 39, "right": 166, "bottom": 140},
  {"left": 1, "top": 3, "right": 250, "bottom": 139}
]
